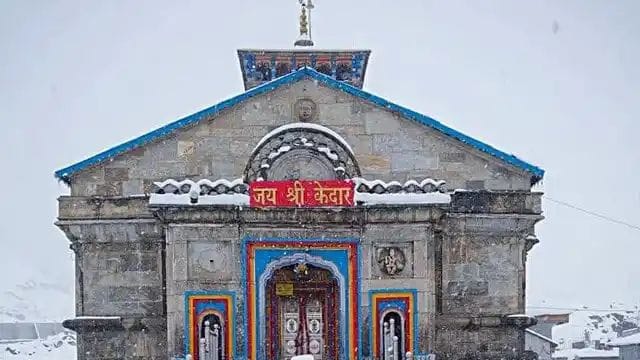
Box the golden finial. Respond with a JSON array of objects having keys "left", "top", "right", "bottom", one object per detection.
[{"left": 294, "top": 0, "right": 314, "bottom": 47}]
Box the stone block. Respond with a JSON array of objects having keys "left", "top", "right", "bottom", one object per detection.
[
  {"left": 372, "top": 134, "right": 421, "bottom": 154},
  {"left": 358, "top": 154, "right": 390, "bottom": 172},
  {"left": 390, "top": 151, "right": 438, "bottom": 172},
  {"left": 177, "top": 140, "right": 196, "bottom": 158},
  {"left": 121, "top": 179, "right": 144, "bottom": 195},
  {"left": 364, "top": 111, "right": 400, "bottom": 134},
  {"left": 441, "top": 152, "right": 466, "bottom": 163},
  {"left": 187, "top": 241, "right": 233, "bottom": 281},
  {"left": 446, "top": 280, "right": 489, "bottom": 297},
  {"left": 318, "top": 103, "right": 356, "bottom": 125}
]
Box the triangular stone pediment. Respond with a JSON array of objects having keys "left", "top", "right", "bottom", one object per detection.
[{"left": 57, "top": 68, "right": 543, "bottom": 197}]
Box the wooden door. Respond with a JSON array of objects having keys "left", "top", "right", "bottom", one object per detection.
[{"left": 265, "top": 264, "right": 339, "bottom": 360}]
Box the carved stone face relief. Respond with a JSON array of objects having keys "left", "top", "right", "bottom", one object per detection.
[
  {"left": 294, "top": 98, "right": 317, "bottom": 122},
  {"left": 376, "top": 247, "right": 406, "bottom": 276}
]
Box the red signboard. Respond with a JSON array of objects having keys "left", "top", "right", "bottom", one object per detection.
[{"left": 250, "top": 180, "right": 355, "bottom": 208}]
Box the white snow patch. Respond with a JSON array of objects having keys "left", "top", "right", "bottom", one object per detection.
[
  {"left": 608, "top": 331, "right": 640, "bottom": 346},
  {"left": 73, "top": 316, "right": 121, "bottom": 320},
  {"left": 2, "top": 332, "right": 76, "bottom": 359},
  {"left": 355, "top": 192, "right": 451, "bottom": 205},
  {"left": 149, "top": 193, "right": 250, "bottom": 206},
  {"left": 506, "top": 314, "right": 530, "bottom": 318},
  {"left": 154, "top": 178, "right": 245, "bottom": 192},
  {"left": 253, "top": 123, "right": 354, "bottom": 153},
  {"left": 552, "top": 347, "right": 619, "bottom": 359},
  {"left": 553, "top": 310, "right": 638, "bottom": 350},
  {"left": 317, "top": 146, "right": 339, "bottom": 160},
  {"left": 268, "top": 145, "right": 292, "bottom": 159},
  {"left": 354, "top": 177, "right": 446, "bottom": 190}
]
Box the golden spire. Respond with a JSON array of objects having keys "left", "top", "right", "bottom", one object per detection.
[{"left": 294, "top": 0, "right": 314, "bottom": 47}]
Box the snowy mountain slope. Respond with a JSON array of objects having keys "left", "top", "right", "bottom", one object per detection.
[
  {"left": 2, "top": 331, "right": 76, "bottom": 360},
  {"left": 553, "top": 310, "right": 639, "bottom": 348},
  {"left": 0, "top": 279, "right": 73, "bottom": 323}
]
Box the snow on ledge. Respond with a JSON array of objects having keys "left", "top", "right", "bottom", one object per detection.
[
  {"left": 149, "top": 177, "right": 452, "bottom": 206},
  {"left": 253, "top": 122, "right": 354, "bottom": 154},
  {"left": 154, "top": 178, "right": 245, "bottom": 191},
  {"left": 355, "top": 192, "right": 450, "bottom": 205},
  {"left": 150, "top": 193, "right": 250, "bottom": 206},
  {"left": 150, "top": 192, "right": 449, "bottom": 206},
  {"left": 73, "top": 316, "right": 121, "bottom": 320}
]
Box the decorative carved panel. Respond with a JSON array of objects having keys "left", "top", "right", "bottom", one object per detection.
[
  {"left": 245, "top": 126, "right": 360, "bottom": 182},
  {"left": 372, "top": 244, "right": 414, "bottom": 278}
]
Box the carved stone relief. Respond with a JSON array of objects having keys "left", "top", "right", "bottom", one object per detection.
[
  {"left": 373, "top": 245, "right": 413, "bottom": 277},
  {"left": 293, "top": 98, "right": 317, "bottom": 122},
  {"left": 245, "top": 126, "right": 360, "bottom": 182}
]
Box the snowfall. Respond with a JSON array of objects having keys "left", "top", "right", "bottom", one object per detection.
[
  {"left": 0, "top": 278, "right": 76, "bottom": 359},
  {"left": 1, "top": 276, "right": 639, "bottom": 359}
]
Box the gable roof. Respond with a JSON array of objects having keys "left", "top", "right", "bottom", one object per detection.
[{"left": 55, "top": 67, "right": 544, "bottom": 184}]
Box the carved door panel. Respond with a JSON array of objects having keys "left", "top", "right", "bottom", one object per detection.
[
  {"left": 266, "top": 265, "right": 338, "bottom": 360},
  {"left": 280, "top": 293, "right": 326, "bottom": 360}
]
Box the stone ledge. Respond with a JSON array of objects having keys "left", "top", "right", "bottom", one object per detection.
[
  {"left": 436, "top": 314, "right": 536, "bottom": 329},
  {"left": 63, "top": 316, "right": 166, "bottom": 333},
  {"left": 154, "top": 206, "right": 445, "bottom": 224},
  {"left": 58, "top": 196, "right": 153, "bottom": 220},
  {"left": 58, "top": 191, "right": 540, "bottom": 223},
  {"left": 450, "top": 191, "right": 542, "bottom": 214}
]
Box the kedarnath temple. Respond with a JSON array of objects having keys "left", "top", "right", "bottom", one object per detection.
[{"left": 55, "top": 2, "right": 545, "bottom": 360}]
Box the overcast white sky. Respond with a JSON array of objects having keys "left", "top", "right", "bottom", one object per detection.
[{"left": 1, "top": 1, "right": 639, "bottom": 318}]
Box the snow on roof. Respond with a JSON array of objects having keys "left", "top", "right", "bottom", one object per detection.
[
  {"left": 526, "top": 329, "right": 558, "bottom": 346},
  {"left": 552, "top": 347, "right": 619, "bottom": 359},
  {"left": 553, "top": 310, "right": 638, "bottom": 347},
  {"left": 253, "top": 122, "right": 354, "bottom": 154},
  {"left": 54, "top": 67, "right": 544, "bottom": 184},
  {"left": 608, "top": 331, "right": 640, "bottom": 346}
]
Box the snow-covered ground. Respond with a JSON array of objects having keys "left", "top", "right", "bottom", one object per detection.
[
  {"left": 552, "top": 347, "right": 619, "bottom": 359},
  {"left": 553, "top": 310, "right": 639, "bottom": 348},
  {"left": 2, "top": 331, "right": 76, "bottom": 360},
  {"left": 0, "top": 276, "right": 76, "bottom": 358},
  {"left": 0, "top": 279, "right": 73, "bottom": 323}
]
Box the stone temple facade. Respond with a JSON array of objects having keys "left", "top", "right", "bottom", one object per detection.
[{"left": 55, "top": 47, "right": 545, "bottom": 360}]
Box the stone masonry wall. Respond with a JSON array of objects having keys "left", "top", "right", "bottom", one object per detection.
[
  {"left": 361, "top": 223, "right": 436, "bottom": 355},
  {"left": 434, "top": 213, "right": 540, "bottom": 359},
  {"left": 58, "top": 192, "right": 542, "bottom": 360},
  {"left": 57, "top": 217, "right": 167, "bottom": 360},
  {"left": 69, "top": 79, "right": 534, "bottom": 196}
]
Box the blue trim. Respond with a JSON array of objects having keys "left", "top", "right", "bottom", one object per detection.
[
  {"left": 183, "top": 290, "right": 236, "bottom": 359},
  {"left": 368, "top": 288, "right": 420, "bottom": 356},
  {"left": 55, "top": 67, "right": 544, "bottom": 183}
]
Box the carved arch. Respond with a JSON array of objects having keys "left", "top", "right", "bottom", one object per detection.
[{"left": 244, "top": 123, "right": 361, "bottom": 182}]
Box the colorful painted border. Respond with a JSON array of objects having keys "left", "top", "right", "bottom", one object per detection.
[
  {"left": 184, "top": 290, "right": 235, "bottom": 360},
  {"left": 243, "top": 236, "right": 360, "bottom": 360},
  {"left": 369, "top": 289, "right": 418, "bottom": 358}
]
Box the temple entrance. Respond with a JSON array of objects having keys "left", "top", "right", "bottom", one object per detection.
[{"left": 265, "top": 263, "right": 339, "bottom": 360}]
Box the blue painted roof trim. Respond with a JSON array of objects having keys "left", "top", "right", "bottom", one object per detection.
[{"left": 55, "top": 67, "right": 544, "bottom": 184}]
